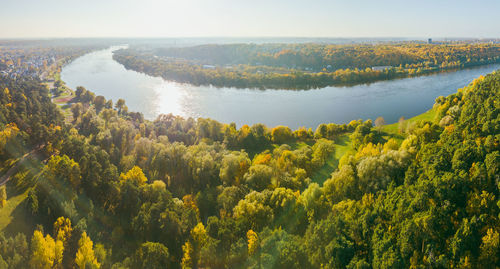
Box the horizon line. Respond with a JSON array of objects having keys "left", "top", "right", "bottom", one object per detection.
[{"left": 1, "top": 36, "right": 499, "bottom": 40}]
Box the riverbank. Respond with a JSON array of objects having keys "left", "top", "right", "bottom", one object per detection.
[
  {"left": 113, "top": 43, "right": 500, "bottom": 90},
  {"left": 61, "top": 46, "right": 500, "bottom": 128}
]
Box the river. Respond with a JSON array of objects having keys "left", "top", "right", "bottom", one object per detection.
[{"left": 61, "top": 46, "right": 500, "bottom": 129}]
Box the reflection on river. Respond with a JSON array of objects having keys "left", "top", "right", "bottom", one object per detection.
[{"left": 61, "top": 46, "right": 500, "bottom": 129}]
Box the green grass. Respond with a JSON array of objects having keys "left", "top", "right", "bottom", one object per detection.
[
  {"left": 0, "top": 158, "right": 44, "bottom": 237},
  {"left": 382, "top": 107, "right": 437, "bottom": 135},
  {"left": 311, "top": 134, "right": 353, "bottom": 185},
  {"left": 0, "top": 186, "right": 32, "bottom": 237},
  {"left": 48, "top": 80, "right": 74, "bottom": 123},
  {"left": 378, "top": 107, "right": 438, "bottom": 145},
  {"left": 308, "top": 107, "right": 438, "bottom": 185}
]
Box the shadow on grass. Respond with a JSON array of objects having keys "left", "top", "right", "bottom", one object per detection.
[{"left": 3, "top": 198, "right": 35, "bottom": 237}]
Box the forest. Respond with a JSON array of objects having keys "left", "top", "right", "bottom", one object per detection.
[
  {"left": 113, "top": 43, "right": 500, "bottom": 89},
  {"left": 0, "top": 64, "right": 498, "bottom": 268}
]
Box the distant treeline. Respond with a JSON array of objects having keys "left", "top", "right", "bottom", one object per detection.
[{"left": 112, "top": 43, "right": 500, "bottom": 89}]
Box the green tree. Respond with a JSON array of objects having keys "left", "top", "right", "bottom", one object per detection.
[
  {"left": 132, "top": 242, "right": 170, "bottom": 269},
  {"left": 93, "top": 95, "right": 106, "bottom": 113},
  {"left": 115, "top": 99, "right": 126, "bottom": 114},
  {"left": 271, "top": 126, "right": 293, "bottom": 144}
]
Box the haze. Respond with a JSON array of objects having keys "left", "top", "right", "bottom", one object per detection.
[{"left": 1, "top": 0, "right": 499, "bottom": 38}]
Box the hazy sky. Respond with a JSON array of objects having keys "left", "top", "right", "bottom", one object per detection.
[{"left": 1, "top": 0, "right": 499, "bottom": 38}]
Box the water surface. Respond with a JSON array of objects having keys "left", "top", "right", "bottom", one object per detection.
[{"left": 61, "top": 46, "right": 500, "bottom": 129}]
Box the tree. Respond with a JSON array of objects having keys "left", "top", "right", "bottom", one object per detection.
[
  {"left": 119, "top": 166, "right": 148, "bottom": 185},
  {"left": 271, "top": 126, "right": 293, "bottom": 144},
  {"left": 93, "top": 95, "right": 106, "bottom": 113},
  {"left": 233, "top": 193, "right": 273, "bottom": 231},
  {"left": 75, "top": 232, "right": 99, "bottom": 269},
  {"left": 71, "top": 103, "right": 83, "bottom": 122},
  {"left": 75, "top": 86, "right": 87, "bottom": 99},
  {"left": 53, "top": 217, "right": 72, "bottom": 245},
  {"left": 375, "top": 116, "right": 386, "bottom": 132},
  {"left": 247, "top": 229, "right": 259, "bottom": 256},
  {"left": 45, "top": 155, "right": 81, "bottom": 189},
  {"left": 182, "top": 223, "right": 208, "bottom": 269},
  {"left": 478, "top": 228, "right": 499, "bottom": 267},
  {"left": 30, "top": 230, "right": 63, "bottom": 269},
  {"left": 82, "top": 91, "right": 95, "bottom": 104},
  {"left": 247, "top": 229, "right": 261, "bottom": 268},
  {"left": 132, "top": 242, "right": 170, "bottom": 269},
  {"left": 100, "top": 108, "right": 117, "bottom": 127},
  {"left": 105, "top": 99, "right": 113, "bottom": 109},
  {"left": 181, "top": 241, "right": 194, "bottom": 269},
  {"left": 311, "top": 139, "right": 335, "bottom": 168},
  {"left": 115, "top": 99, "right": 126, "bottom": 114},
  {"left": 0, "top": 186, "right": 6, "bottom": 208},
  {"left": 243, "top": 165, "right": 273, "bottom": 191},
  {"left": 219, "top": 152, "right": 250, "bottom": 186},
  {"left": 398, "top": 116, "right": 406, "bottom": 133}
]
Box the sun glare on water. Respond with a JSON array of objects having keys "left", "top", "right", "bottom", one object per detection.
[{"left": 154, "top": 81, "right": 187, "bottom": 118}]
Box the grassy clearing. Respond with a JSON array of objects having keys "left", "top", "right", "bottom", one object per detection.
[
  {"left": 0, "top": 158, "right": 43, "bottom": 237},
  {"left": 379, "top": 107, "right": 438, "bottom": 145},
  {"left": 0, "top": 187, "right": 31, "bottom": 236},
  {"left": 311, "top": 134, "right": 353, "bottom": 185},
  {"left": 382, "top": 107, "right": 437, "bottom": 135},
  {"left": 46, "top": 77, "right": 74, "bottom": 123},
  {"left": 309, "top": 107, "right": 438, "bottom": 185}
]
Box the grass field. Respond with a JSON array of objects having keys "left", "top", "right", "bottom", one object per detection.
[
  {"left": 0, "top": 159, "right": 43, "bottom": 237},
  {"left": 309, "top": 107, "right": 438, "bottom": 185},
  {"left": 46, "top": 72, "right": 75, "bottom": 123},
  {"left": 382, "top": 107, "right": 437, "bottom": 134},
  {"left": 311, "top": 134, "right": 353, "bottom": 185},
  {"left": 0, "top": 187, "right": 32, "bottom": 236}
]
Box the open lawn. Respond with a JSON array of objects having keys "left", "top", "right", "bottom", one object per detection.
[
  {"left": 308, "top": 107, "right": 438, "bottom": 185},
  {"left": 0, "top": 186, "right": 33, "bottom": 237},
  {"left": 382, "top": 107, "right": 437, "bottom": 135},
  {"left": 311, "top": 134, "right": 353, "bottom": 185}
]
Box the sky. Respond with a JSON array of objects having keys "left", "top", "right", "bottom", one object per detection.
[{"left": 0, "top": 0, "right": 499, "bottom": 38}]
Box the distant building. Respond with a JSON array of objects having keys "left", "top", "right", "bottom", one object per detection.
[
  {"left": 428, "top": 38, "right": 432, "bottom": 44},
  {"left": 202, "top": 64, "right": 216, "bottom": 69}
]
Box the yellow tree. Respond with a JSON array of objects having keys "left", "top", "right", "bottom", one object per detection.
[
  {"left": 53, "top": 216, "right": 72, "bottom": 246},
  {"left": 247, "top": 229, "right": 260, "bottom": 268},
  {"left": 247, "top": 229, "right": 259, "bottom": 256},
  {"left": 119, "top": 166, "right": 148, "bottom": 185},
  {"left": 181, "top": 223, "right": 208, "bottom": 269},
  {"left": 0, "top": 186, "right": 6, "bottom": 208},
  {"left": 30, "top": 230, "right": 64, "bottom": 269},
  {"left": 479, "top": 228, "right": 499, "bottom": 267},
  {"left": 75, "top": 232, "right": 100, "bottom": 269},
  {"left": 0, "top": 123, "right": 19, "bottom": 155},
  {"left": 181, "top": 241, "right": 194, "bottom": 269}
]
